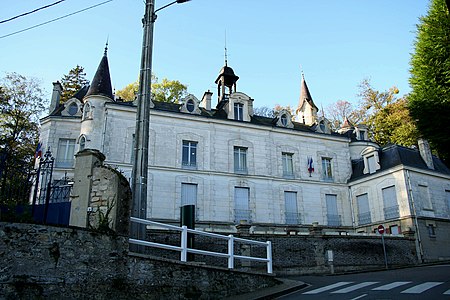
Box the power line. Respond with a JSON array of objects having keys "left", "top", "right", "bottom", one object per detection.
[
  {"left": 0, "top": 0, "right": 113, "bottom": 40},
  {"left": 0, "top": 0, "right": 66, "bottom": 25}
]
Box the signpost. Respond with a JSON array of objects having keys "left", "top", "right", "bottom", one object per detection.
[{"left": 378, "top": 225, "right": 388, "bottom": 269}]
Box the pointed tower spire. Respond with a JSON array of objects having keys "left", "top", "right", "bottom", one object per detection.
[
  {"left": 85, "top": 44, "right": 114, "bottom": 100},
  {"left": 296, "top": 73, "right": 318, "bottom": 125}
]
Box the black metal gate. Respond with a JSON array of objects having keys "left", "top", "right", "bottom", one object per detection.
[{"left": 31, "top": 149, "right": 72, "bottom": 225}]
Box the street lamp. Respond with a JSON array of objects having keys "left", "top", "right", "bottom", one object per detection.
[{"left": 131, "top": 0, "right": 190, "bottom": 245}]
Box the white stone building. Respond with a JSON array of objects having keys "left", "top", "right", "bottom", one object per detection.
[{"left": 39, "top": 49, "right": 450, "bottom": 261}]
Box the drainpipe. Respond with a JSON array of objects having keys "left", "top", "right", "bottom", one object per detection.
[
  {"left": 348, "top": 186, "right": 356, "bottom": 229},
  {"left": 101, "top": 107, "right": 109, "bottom": 155},
  {"left": 406, "top": 169, "right": 424, "bottom": 263}
]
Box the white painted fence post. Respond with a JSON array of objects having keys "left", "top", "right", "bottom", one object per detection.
[
  {"left": 266, "top": 241, "right": 273, "bottom": 274},
  {"left": 181, "top": 225, "right": 188, "bottom": 262},
  {"left": 228, "top": 234, "right": 234, "bottom": 269}
]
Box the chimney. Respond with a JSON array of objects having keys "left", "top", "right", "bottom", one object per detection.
[
  {"left": 418, "top": 138, "right": 434, "bottom": 170},
  {"left": 49, "top": 81, "right": 62, "bottom": 114},
  {"left": 201, "top": 90, "right": 213, "bottom": 111}
]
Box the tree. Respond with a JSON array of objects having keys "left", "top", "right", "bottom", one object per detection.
[
  {"left": 409, "top": 0, "right": 450, "bottom": 162},
  {"left": 253, "top": 106, "right": 275, "bottom": 118},
  {"left": 325, "top": 79, "right": 419, "bottom": 147},
  {"left": 152, "top": 78, "right": 187, "bottom": 103},
  {"left": 370, "top": 97, "right": 420, "bottom": 146},
  {"left": 0, "top": 73, "right": 46, "bottom": 206},
  {"left": 325, "top": 100, "right": 355, "bottom": 130},
  {"left": 116, "top": 76, "right": 187, "bottom": 103},
  {"left": 116, "top": 80, "right": 139, "bottom": 101},
  {"left": 60, "top": 65, "right": 89, "bottom": 103}
]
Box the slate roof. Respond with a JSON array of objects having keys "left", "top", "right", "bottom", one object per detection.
[
  {"left": 298, "top": 76, "right": 318, "bottom": 111},
  {"left": 350, "top": 144, "right": 450, "bottom": 181},
  {"left": 85, "top": 50, "right": 114, "bottom": 100}
]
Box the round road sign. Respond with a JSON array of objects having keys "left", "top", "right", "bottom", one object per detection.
[{"left": 377, "top": 225, "right": 385, "bottom": 234}]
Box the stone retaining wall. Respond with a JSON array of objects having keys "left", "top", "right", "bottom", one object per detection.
[{"left": 0, "top": 222, "right": 278, "bottom": 299}]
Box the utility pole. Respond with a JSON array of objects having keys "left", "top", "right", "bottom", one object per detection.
[{"left": 130, "top": 0, "right": 155, "bottom": 246}]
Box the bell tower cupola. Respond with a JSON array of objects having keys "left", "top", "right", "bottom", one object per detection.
[{"left": 215, "top": 49, "right": 239, "bottom": 105}]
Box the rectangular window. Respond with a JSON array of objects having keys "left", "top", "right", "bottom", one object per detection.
[
  {"left": 382, "top": 186, "right": 399, "bottom": 220},
  {"left": 234, "top": 146, "right": 247, "bottom": 173},
  {"left": 359, "top": 131, "right": 365, "bottom": 140},
  {"left": 390, "top": 225, "right": 400, "bottom": 235},
  {"left": 234, "top": 187, "right": 250, "bottom": 223},
  {"left": 418, "top": 184, "right": 433, "bottom": 210},
  {"left": 356, "top": 193, "right": 371, "bottom": 225},
  {"left": 428, "top": 224, "right": 436, "bottom": 237},
  {"left": 182, "top": 140, "right": 197, "bottom": 168},
  {"left": 322, "top": 157, "right": 333, "bottom": 180},
  {"left": 181, "top": 183, "right": 197, "bottom": 206},
  {"left": 326, "top": 194, "right": 340, "bottom": 226},
  {"left": 56, "top": 139, "right": 75, "bottom": 168},
  {"left": 234, "top": 103, "right": 244, "bottom": 121},
  {"left": 284, "top": 191, "right": 299, "bottom": 224},
  {"left": 367, "top": 155, "right": 377, "bottom": 174},
  {"left": 282, "top": 153, "right": 294, "bottom": 177}
]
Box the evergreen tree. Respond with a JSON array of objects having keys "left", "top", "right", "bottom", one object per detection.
[
  {"left": 60, "top": 65, "right": 89, "bottom": 103},
  {"left": 409, "top": 0, "right": 450, "bottom": 162}
]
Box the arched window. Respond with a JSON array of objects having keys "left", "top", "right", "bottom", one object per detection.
[
  {"left": 280, "top": 114, "right": 288, "bottom": 126},
  {"left": 79, "top": 136, "right": 86, "bottom": 151},
  {"left": 83, "top": 103, "right": 91, "bottom": 120}
]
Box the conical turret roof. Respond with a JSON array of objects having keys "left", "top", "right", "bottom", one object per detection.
[
  {"left": 85, "top": 47, "right": 113, "bottom": 100},
  {"left": 298, "top": 75, "right": 318, "bottom": 111}
]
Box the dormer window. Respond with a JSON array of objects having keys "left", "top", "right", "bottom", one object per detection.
[
  {"left": 234, "top": 103, "right": 243, "bottom": 121},
  {"left": 361, "top": 146, "right": 381, "bottom": 174},
  {"left": 180, "top": 94, "right": 201, "bottom": 115},
  {"left": 68, "top": 103, "right": 78, "bottom": 116},
  {"left": 281, "top": 114, "right": 287, "bottom": 126},
  {"left": 186, "top": 100, "right": 195, "bottom": 112},
  {"left": 276, "top": 109, "right": 294, "bottom": 128},
  {"left": 359, "top": 130, "right": 365, "bottom": 140}
]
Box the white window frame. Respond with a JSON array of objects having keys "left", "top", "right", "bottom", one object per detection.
[
  {"left": 182, "top": 140, "right": 197, "bottom": 168},
  {"left": 56, "top": 138, "right": 76, "bottom": 168},
  {"left": 234, "top": 187, "right": 250, "bottom": 223},
  {"left": 284, "top": 191, "right": 299, "bottom": 224},
  {"left": 234, "top": 146, "right": 248, "bottom": 173},
  {"left": 234, "top": 103, "right": 244, "bottom": 121},
  {"left": 282, "top": 152, "right": 294, "bottom": 177},
  {"left": 322, "top": 157, "right": 333, "bottom": 180},
  {"left": 181, "top": 183, "right": 197, "bottom": 206}
]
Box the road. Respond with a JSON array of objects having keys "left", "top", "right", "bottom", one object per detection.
[{"left": 278, "top": 264, "right": 450, "bottom": 300}]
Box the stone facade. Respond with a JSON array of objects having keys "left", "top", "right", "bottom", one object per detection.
[
  {"left": 38, "top": 51, "right": 450, "bottom": 263},
  {"left": 0, "top": 222, "right": 278, "bottom": 299}
]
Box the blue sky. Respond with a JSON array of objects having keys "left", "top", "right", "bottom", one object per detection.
[{"left": 1, "top": 0, "right": 429, "bottom": 111}]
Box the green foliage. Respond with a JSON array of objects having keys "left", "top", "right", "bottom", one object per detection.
[
  {"left": 116, "top": 80, "right": 139, "bottom": 101},
  {"left": 326, "top": 79, "right": 418, "bottom": 147},
  {"left": 370, "top": 98, "right": 420, "bottom": 146},
  {"left": 116, "top": 75, "right": 187, "bottom": 103},
  {"left": 409, "top": 0, "right": 450, "bottom": 162},
  {"left": 0, "top": 73, "right": 46, "bottom": 206},
  {"left": 60, "top": 65, "right": 89, "bottom": 103},
  {"left": 152, "top": 78, "right": 187, "bottom": 103}
]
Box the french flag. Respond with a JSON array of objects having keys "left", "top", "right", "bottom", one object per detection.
[
  {"left": 307, "top": 156, "right": 314, "bottom": 173},
  {"left": 35, "top": 142, "right": 43, "bottom": 159}
]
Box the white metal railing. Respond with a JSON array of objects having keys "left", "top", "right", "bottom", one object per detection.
[{"left": 129, "top": 217, "right": 273, "bottom": 274}]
